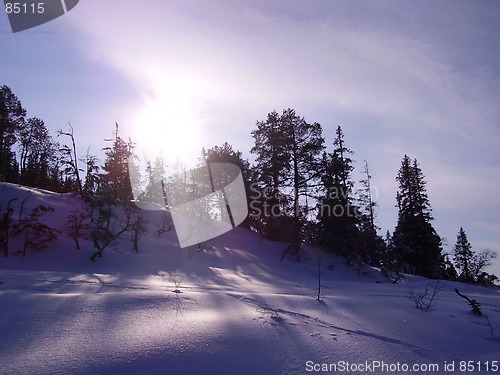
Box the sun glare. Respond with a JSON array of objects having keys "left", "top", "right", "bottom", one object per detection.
[{"left": 135, "top": 95, "right": 200, "bottom": 165}]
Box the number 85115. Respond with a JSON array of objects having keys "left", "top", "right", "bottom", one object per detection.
[{"left": 5, "top": 2, "right": 45, "bottom": 14}]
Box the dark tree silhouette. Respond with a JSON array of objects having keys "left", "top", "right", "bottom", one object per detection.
[
  {"left": 392, "top": 155, "right": 444, "bottom": 278},
  {"left": 12, "top": 203, "right": 60, "bottom": 257},
  {"left": 316, "top": 126, "right": 360, "bottom": 263},
  {"left": 18, "top": 117, "right": 58, "bottom": 189},
  {"left": 0, "top": 85, "right": 26, "bottom": 182},
  {"left": 251, "top": 109, "right": 324, "bottom": 256},
  {"left": 251, "top": 111, "right": 290, "bottom": 242},
  {"left": 453, "top": 227, "right": 474, "bottom": 282},
  {"left": 58, "top": 123, "right": 84, "bottom": 195},
  {"left": 99, "top": 122, "right": 135, "bottom": 204}
]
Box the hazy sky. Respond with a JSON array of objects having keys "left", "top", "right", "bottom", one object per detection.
[{"left": 1, "top": 0, "right": 500, "bottom": 274}]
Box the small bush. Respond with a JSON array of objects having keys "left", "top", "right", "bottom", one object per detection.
[{"left": 408, "top": 281, "right": 442, "bottom": 310}]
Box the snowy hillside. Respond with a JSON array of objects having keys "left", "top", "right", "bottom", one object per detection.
[{"left": 1, "top": 183, "right": 499, "bottom": 375}]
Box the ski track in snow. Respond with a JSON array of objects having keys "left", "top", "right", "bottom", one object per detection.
[
  {"left": 2, "top": 267, "right": 499, "bottom": 375},
  {"left": 1, "top": 183, "right": 500, "bottom": 374}
]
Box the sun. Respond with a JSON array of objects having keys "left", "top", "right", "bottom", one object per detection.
[{"left": 134, "top": 95, "right": 200, "bottom": 165}]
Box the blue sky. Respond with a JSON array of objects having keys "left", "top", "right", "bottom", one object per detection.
[{"left": 1, "top": 0, "right": 500, "bottom": 274}]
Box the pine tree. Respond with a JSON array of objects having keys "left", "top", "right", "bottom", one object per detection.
[
  {"left": 250, "top": 111, "right": 290, "bottom": 242},
  {"left": 316, "top": 126, "right": 360, "bottom": 263},
  {"left": 281, "top": 109, "right": 324, "bottom": 255},
  {"left": 18, "top": 117, "right": 57, "bottom": 189},
  {"left": 250, "top": 109, "right": 324, "bottom": 254},
  {"left": 453, "top": 227, "right": 474, "bottom": 282},
  {"left": 0, "top": 85, "right": 26, "bottom": 182},
  {"left": 393, "top": 155, "right": 444, "bottom": 278}
]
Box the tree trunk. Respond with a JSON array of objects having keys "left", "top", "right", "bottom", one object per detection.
[
  {"left": 72, "top": 236, "right": 80, "bottom": 250},
  {"left": 133, "top": 228, "right": 138, "bottom": 253}
]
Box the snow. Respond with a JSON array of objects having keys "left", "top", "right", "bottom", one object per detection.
[{"left": 1, "top": 183, "right": 499, "bottom": 375}]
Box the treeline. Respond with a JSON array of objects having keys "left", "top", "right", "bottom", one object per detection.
[
  {"left": 0, "top": 85, "right": 497, "bottom": 284},
  {"left": 246, "top": 109, "right": 496, "bottom": 284}
]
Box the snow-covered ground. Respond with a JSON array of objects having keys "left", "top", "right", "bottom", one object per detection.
[{"left": 1, "top": 183, "right": 499, "bottom": 375}]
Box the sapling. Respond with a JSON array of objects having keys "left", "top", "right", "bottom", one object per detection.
[
  {"left": 66, "top": 209, "right": 90, "bottom": 250},
  {"left": 455, "top": 289, "right": 482, "bottom": 315},
  {"left": 408, "top": 281, "right": 442, "bottom": 310},
  {"left": 12, "top": 204, "right": 60, "bottom": 257},
  {"left": 485, "top": 313, "right": 500, "bottom": 336},
  {"left": 172, "top": 274, "right": 182, "bottom": 293}
]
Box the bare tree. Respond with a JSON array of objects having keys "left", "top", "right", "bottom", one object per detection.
[
  {"left": 408, "top": 281, "right": 442, "bottom": 310},
  {"left": 472, "top": 249, "right": 497, "bottom": 279},
  {"left": 485, "top": 313, "right": 500, "bottom": 336},
  {"left": 57, "top": 123, "right": 83, "bottom": 195}
]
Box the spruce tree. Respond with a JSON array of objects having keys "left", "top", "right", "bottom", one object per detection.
[
  {"left": 99, "top": 123, "right": 135, "bottom": 204},
  {"left": 89, "top": 123, "right": 136, "bottom": 260},
  {"left": 443, "top": 254, "right": 458, "bottom": 280},
  {"left": 393, "top": 155, "right": 444, "bottom": 278},
  {"left": 453, "top": 227, "right": 474, "bottom": 282},
  {"left": 316, "top": 126, "right": 360, "bottom": 263},
  {"left": 81, "top": 148, "right": 100, "bottom": 195}
]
